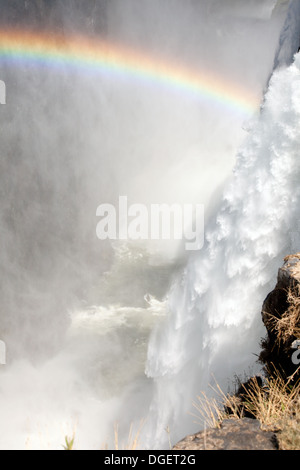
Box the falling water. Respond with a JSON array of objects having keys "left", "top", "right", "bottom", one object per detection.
[
  {"left": 0, "top": 0, "right": 297, "bottom": 450},
  {"left": 145, "top": 0, "right": 300, "bottom": 448}
]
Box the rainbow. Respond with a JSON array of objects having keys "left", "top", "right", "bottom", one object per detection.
[{"left": 0, "top": 29, "right": 259, "bottom": 115}]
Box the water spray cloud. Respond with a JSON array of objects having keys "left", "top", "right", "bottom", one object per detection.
[
  {"left": 0, "top": 79, "right": 5, "bottom": 104},
  {"left": 0, "top": 29, "right": 259, "bottom": 116}
]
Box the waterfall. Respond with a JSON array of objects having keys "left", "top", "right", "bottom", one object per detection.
[
  {"left": 145, "top": 0, "right": 300, "bottom": 449},
  {"left": 0, "top": 0, "right": 298, "bottom": 450}
]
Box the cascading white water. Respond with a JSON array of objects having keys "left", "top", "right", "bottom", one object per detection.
[
  {"left": 0, "top": 0, "right": 297, "bottom": 450},
  {"left": 145, "top": 0, "right": 300, "bottom": 448}
]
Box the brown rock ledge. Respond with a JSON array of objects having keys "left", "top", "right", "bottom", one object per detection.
[
  {"left": 173, "top": 418, "right": 278, "bottom": 451},
  {"left": 259, "top": 252, "right": 300, "bottom": 379}
]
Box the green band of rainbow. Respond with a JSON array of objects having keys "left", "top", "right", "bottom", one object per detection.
[{"left": 0, "top": 29, "right": 259, "bottom": 115}]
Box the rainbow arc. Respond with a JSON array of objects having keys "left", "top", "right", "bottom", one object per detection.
[{"left": 0, "top": 29, "right": 259, "bottom": 115}]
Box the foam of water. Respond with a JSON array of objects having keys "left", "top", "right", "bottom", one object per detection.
[
  {"left": 145, "top": 46, "right": 300, "bottom": 449},
  {"left": 0, "top": 0, "right": 296, "bottom": 450}
]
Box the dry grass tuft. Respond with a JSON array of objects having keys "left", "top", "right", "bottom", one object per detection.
[
  {"left": 277, "top": 406, "right": 300, "bottom": 450},
  {"left": 64, "top": 420, "right": 145, "bottom": 450},
  {"left": 113, "top": 421, "right": 145, "bottom": 450},
  {"left": 264, "top": 285, "right": 300, "bottom": 347},
  {"left": 193, "top": 370, "right": 300, "bottom": 450},
  {"left": 192, "top": 379, "right": 245, "bottom": 429},
  {"left": 242, "top": 372, "right": 300, "bottom": 430}
]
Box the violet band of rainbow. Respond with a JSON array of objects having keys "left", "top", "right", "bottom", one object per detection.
[{"left": 0, "top": 28, "right": 259, "bottom": 115}]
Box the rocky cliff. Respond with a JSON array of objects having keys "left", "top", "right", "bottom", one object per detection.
[
  {"left": 173, "top": 254, "right": 300, "bottom": 451},
  {"left": 259, "top": 253, "right": 300, "bottom": 380},
  {"left": 173, "top": 418, "right": 278, "bottom": 451}
]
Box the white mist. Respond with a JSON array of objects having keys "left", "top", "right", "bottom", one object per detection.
[{"left": 0, "top": 0, "right": 295, "bottom": 450}]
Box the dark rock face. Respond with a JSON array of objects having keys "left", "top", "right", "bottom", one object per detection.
[
  {"left": 259, "top": 253, "right": 300, "bottom": 379},
  {"left": 173, "top": 418, "right": 278, "bottom": 451},
  {"left": 224, "top": 376, "right": 263, "bottom": 419},
  {"left": 173, "top": 255, "right": 300, "bottom": 451}
]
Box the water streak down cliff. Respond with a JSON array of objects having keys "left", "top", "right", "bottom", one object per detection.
[{"left": 145, "top": 0, "right": 300, "bottom": 449}]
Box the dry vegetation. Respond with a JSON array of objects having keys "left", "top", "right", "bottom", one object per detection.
[
  {"left": 64, "top": 276, "right": 300, "bottom": 450},
  {"left": 192, "top": 279, "right": 300, "bottom": 451},
  {"left": 193, "top": 369, "right": 300, "bottom": 450},
  {"left": 112, "top": 421, "right": 145, "bottom": 451},
  {"left": 63, "top": 420, "right": 145, "bottom": 451},
  {"left": 264, "top": 284, "right": 300, "bottom": 347}
]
